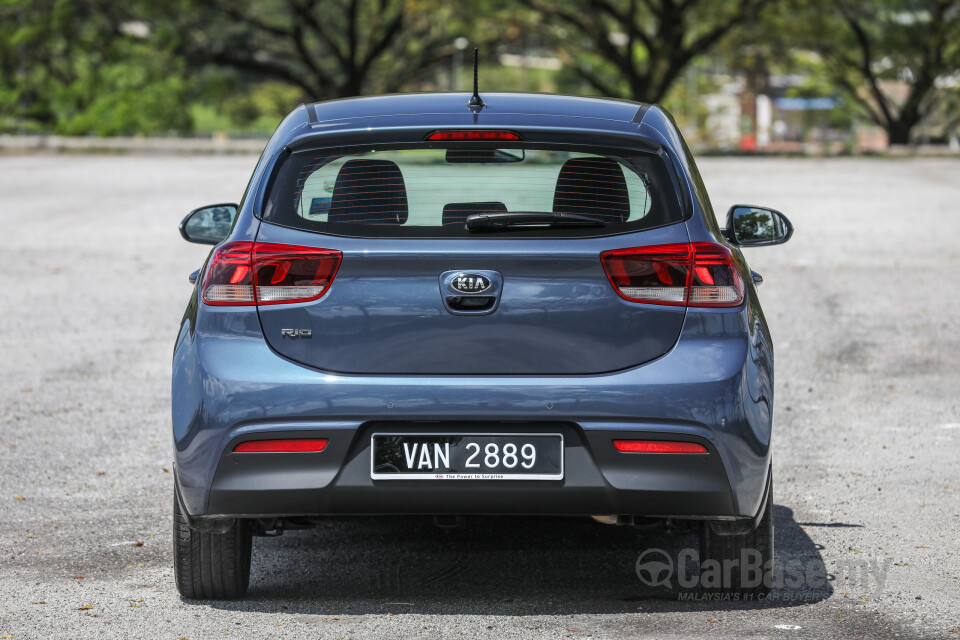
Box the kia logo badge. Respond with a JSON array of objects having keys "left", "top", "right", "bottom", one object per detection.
[{"left": 451, "top": 273, "right": 492, "bottom": 294}]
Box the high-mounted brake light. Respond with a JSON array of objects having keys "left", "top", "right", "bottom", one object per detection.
[
  {"left": 425, "top": 130, "right": 523, "bottom": 141},
  {"left": 613, "top": 440, "right": 708, "bottom": 454},
  {"left": 600, "top": 242, "right": 744, "bottom": 307},
  {"left": 201, "top": 241, "right": 341, "bottom": 306},
  {"left": 234, "top": 438, "right": 329, "bottom": 453}
]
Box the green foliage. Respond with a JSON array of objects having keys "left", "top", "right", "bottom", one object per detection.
[
  {"left": 784, "top": 0, "right": 960, "bottom": 143},
  {"left": 0, "top": 0, "right": 192, "bottom": 135},
  {"left": 2, "top": 0, "right": 957, "bottom": 141},
  {"left": 53, "top": 55, "right": 192, "bottom": 136},
  {"left": 150, "top": 0, "right": 488, "bottom": 99},
  {"left": 516, "top": 0, "right": 770, "bottom": 103},
  {"left": 190, "top": 82, "right": 299, "bottom": 134}
]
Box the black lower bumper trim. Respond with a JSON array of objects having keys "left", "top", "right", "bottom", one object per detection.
[{"left": 200, "top": 423, "right": 740, "bottom": 518}]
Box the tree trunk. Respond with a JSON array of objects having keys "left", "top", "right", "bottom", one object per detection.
[{"left": 886, "top": 117, "right": 918, "bottom": 146}]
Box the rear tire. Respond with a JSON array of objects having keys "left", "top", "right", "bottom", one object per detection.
[
  {"left": 173, "top": 490, "right": 252, "bottom": 599},
  {"left": 699, "top": 480, "right": 774, "bottom": 597}
]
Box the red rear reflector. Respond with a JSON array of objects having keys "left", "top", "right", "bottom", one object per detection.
[
  {"left": 233, "top": 438, "right": 329, "bottom": 453},
  {"left": 613, "top": 440, "right": 708, "bottom": 454},
  {"left": 202, "top": 241, "right": 342, "bottom": 306},
  {"left": 600, "top": 242, "right": 744, "bottom": 307},
  {"left": 425, "top": 130, "right": 523, "bottom": 141}
]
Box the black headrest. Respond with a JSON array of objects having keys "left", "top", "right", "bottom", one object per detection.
[
  {"left": 552, "top": 157, "right": 630, "bottom": 223},
  {"left": 328, "top": 159, "right": 408, "bottom": 224},
  {"left": 442, "top": 201, "right": 508, "bottom": 227}
]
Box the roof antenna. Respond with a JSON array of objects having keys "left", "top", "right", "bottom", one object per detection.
[{"left": 467, "top": 47, "right": 485, "bottom": 110}]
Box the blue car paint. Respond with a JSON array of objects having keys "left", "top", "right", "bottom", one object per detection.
[
  {"left": 253, "top": 222, "right": 691, "bottom": 375},
  {"left": 173, "top": 92, "right": 774, "bottom": 522}
]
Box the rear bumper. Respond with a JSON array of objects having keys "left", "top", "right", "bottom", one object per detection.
[
  {"left": 172, "top": 302, "right": 774, "bottom": 521},
  {"left": 201, "top": 423, "right": 737, "bottom": 518}
]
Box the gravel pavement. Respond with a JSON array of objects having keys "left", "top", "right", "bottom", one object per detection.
[{"left": 1, "top": 155, "right": 958, "bottom": 638}]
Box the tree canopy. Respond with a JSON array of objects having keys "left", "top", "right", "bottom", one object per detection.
[
  {"left": 515, "top": 0, "right": 770, "bottom": 104},
  {"left": 1, "top": 0, "right": 957, "bottom": 143},
  {"left": 0, "top": 0, "right": 190, "bottom": 135},
  {"left": 158, "top": 0, "right": 474, "bottom": 99},
  {"left": 789, "top": 0, "right": 960, "bottom": 144}
]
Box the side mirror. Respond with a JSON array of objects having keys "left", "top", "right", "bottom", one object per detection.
[
  {"left": 724, "top": 205, "right": 794, "bottom": 247},
  {"left": 179, "top": 204, "right": 238, "bottom": 245}
]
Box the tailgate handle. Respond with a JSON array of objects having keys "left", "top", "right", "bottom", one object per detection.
[
  {"left": 439, "top": 269, "right": 503, "bottom": 315},
  {"left": 446, "top": 295, "right": 496, "bottom": 312}
]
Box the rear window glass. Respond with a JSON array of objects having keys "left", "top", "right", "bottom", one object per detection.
[{"left": 261, "top": 146, "right": 682, "bottom": 238}]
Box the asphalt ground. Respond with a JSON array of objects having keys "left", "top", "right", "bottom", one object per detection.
[{"left": 1, "top": 155, "right": 958, "bottom": 639}]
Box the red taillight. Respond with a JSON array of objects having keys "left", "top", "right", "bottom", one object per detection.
[
  {"left": 425, "top": 130, "right": 523, "bottom": 141},
  {"left": 601, "top": 243, "right": 691, "bottom": 306},
  {"left": 253, "top": 243, "right": 341, "bottom": 305},
  {"left": 613, "top": 440, "right": 708, "bottom": 454},
  {"left": 201, "top": 242, "right": 342, "bottom": 306},
  {"left": 233, "top": 438, "right": 329, "bottom": 453},
  {"left": 600, "top": 242, "right": 744, "bottom": 307},
  {"left": 201, "top": 241, "right": 255, "bottom": 305}
]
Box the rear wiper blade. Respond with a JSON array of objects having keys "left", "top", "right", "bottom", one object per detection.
[{"left": 465, "top": 211, "right": 606, "bottom": 232}]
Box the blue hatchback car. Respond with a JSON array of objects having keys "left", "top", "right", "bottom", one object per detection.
[{"left": 172, "top": 91, "right": 793, "bottom": 599}]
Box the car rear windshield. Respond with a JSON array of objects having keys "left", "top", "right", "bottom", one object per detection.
[{"left": 261, "top": 145, "right": 683, "bottom": 238}]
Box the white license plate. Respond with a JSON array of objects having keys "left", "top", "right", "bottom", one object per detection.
[{"left": 370, "top": 433, "right": 564, "bottom": 480}]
